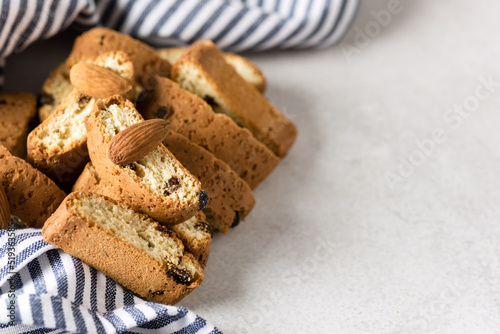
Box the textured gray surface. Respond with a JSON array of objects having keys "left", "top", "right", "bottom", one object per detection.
[{"left": 5, "top": 1, "right": 500, "bottom": 333}]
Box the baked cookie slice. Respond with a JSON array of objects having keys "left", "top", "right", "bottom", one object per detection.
[
  {"left": 27, "top": 52, "right": 134, "bottom": 186},
  {"left": 0, "top": 92, "right": 37, "bottom": 157},
  {"left": 86, "top": 95, "right": 206, "bottom": 225},
  {"left": 157, "top": 47, "right": 266, "bottom": 93},
  {"left": 73, "top": 162, "right": 212, "bottom": 267},
  {"left": 163, "top": 131, "right": 255, "bottom": 233},
  {"left": 138, "top": 77, "right": 279, "bottom": 189},
  {"left": 38, "top": 62, "right": 73, "bottom": 122},
  {"left": 0, "top": 145, "right": 66, "bottom": 228},
  {"left": 171, "top": 41, "right": 297, "bottom": 157},
  {"left": 66, "top": 27, "right": 171, "bottom": 87},
  {"left": 42, "top": 192, "right": 204, "bottom": 305}
]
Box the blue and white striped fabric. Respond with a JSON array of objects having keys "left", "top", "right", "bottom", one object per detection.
[
  {"left": 0, "top": 0, "right": 359, "bottom": 59},
  {"left": 0, "top": 228, "right": 222, "bottom": 333}
]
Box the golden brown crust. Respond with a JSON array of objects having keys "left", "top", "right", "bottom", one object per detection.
[
  {"left": 0, "top": 153, "right": 66, "bottom": 228},
  {"left": 156, "top": 48, "right": 266, "bottom": 93},
  {"left": 164, "top": 131, "right": 255, "bottom": 233},
  {"left": 72, "top": 162, "right": 211, "bottom": 266},
  {"left": 27, "top": 90, "right": 93, "bottom": 186},
  {"left": 171, "top": 41, "right": 297, "bottom": 157},
  {"left": 66, "top": 27, "right": 171, "bottom": 85},
  {"left": 42, "top": 192, "right": 203, "bottom": 305},
  {"left": 72, "top": 162, "right": 101, "bottom": 193},
  {"left": 138, "top": 77, "right": 279, "bottom": 189},
  {"left": 38, "top": 62, "right": 73, "bottom": 122},
  {"left": 0, "top": 92, "right": 37, "bottom": 157},
  {"left": 86, "top": 95, "right": 202, "bottom": 225}
]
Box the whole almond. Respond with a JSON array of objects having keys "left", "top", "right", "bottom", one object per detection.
[
  {"left": 108, "top": 119, "right": 170, "bottom": 165},
  {"left": 0, "top": 186, "right": 10, "bottom": 229},
  {"left": 70, "top": 63, "right": 131, "bottom": 98}
]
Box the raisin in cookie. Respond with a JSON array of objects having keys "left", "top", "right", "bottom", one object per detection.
[
  {"left": 138, "top": 76, "right": 279, "bottom": 189},
  {"left": 42, "top": 192, "right": 204, "bottom": 304},
  {"left": 86, "top": 95, "right": 206, "bottom": 225},
  {"left": 171, "top": 41, "right": 297, "bottom": 157}
]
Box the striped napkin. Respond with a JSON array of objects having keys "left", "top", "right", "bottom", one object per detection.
[
  {"left": 0, "top": 228, "right": 221, "bottom": 333},
  {"left": 0, "top": 0, "right": 359, "bottom": 332}
]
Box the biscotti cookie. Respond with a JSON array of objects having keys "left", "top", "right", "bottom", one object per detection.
[
  {"left": 0, "top": 145, "right": 66, "bottom": 228},
  {"left": 171, "top": 41, "right": 297, "bottom": 157},
  {"left": 157, "top": 47, "right": 266, "bottom": 93},
  {"left": 38, "top": 62, "right": 73, "bottom": 122},
  {"left": 66, "top": 27, "right": 171, "bottom": 87},
  {"left": 163, "top": 130, "right": 255, "bottom": 233},
  {"left": 0, "top": 92, "right": 37, "bottom": 157},
  {"left": 27, "top": 52, "right": 135, "bottom": 186},
  {"left": 86, "top": 95, "right": 206, "bottom": 225},
  {"left": 73, "top": 162, "right": 212, "bottom": 267},
  {"left": 138, "top": 77, "right": 279, "bottom": 189},
  {"left": 42, "top": 192, "right": 204, "bottom": 305}
]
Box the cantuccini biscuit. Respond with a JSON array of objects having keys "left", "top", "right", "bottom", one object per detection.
[
  {"left": 73, "top": 162, "right": 212, "bottom": 267},
  {"left": 38, "top": 62, "right": 73, "bottom": 122},
  {"left": 138, "top": 76, "right": 279, "bottom": 189},
  {"left": 156, "top": 47, "right": 266, "bottom": 92},
  {"left": 42, "top": 192, "right": 204, "bottom": 304},
  {"left": 86, "top": 95, "right": 207, "bottom": 225},
  {"left": 66, "top": 27, "right": 171, "bottom": 87},
  {"left": 171, "top": 41, "right": 297, "bottom": 157},
  {"left": 0, "top": 145, "right": 66, "bottom": 228},
  {"left": 27, "top": 52, "right": 134, "bottom": 186},
  {"left": 0, "top": 92, "right": 37, "bottom": 157},
  {"left": 163, "top": 130, "right": 255, "bottom": 233}
]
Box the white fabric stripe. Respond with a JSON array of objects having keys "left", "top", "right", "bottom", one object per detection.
[
  {"left": 62, "top": 252, "right": 76, "bottom": 304},
  {"left": 231, "top": 12, "right": 279, "bottom": 51},
  {"left": 114, "top": 282, "right": 125, "bottom": 309},
  {"left": 281, "top": 0, "right": 327, "bottom": 48},
  {"left": 18, "top": 260, "right": 34, "bottom": 294},
  {"left": 113, "top": 306, "right": 141, "bottom": 328},
  {"left": 217, "top": 7, "right": 262, "bottom": 48},
  {"left": 60, "top": 296, "right": 77, "bottom": 333},
  {"left": 303, "top": 0, "right": 343, "bottom": 47},
  {"left": 0, "top": 0, "right": 20, "bottom": 54},
  {"left": 21, "top": 0, "right": 54, "bottom": 49},
  {"left": 3, "top": 0, "right": 35, "bottom": 56},
  {"left": 46, "top": 0, "right": 70, "bottom": 37},
  {"left": 78, "top": 306, "right": 100, "bottom": 334},
  {"left": 106, "top": 0, "right": 130, "bottom": 28},
  {"left": 323, "top": 0, "right": 359, "bottom": 46},
  {"left": 95, "top": 271, "right": 107, "bottom": 313},
  {"left": 157, "top": 0, "right": 199, "bottom": 37},
  {"left": 75, "top": 0, "right": 99, "bottom": 25},
  {"left": 18, "top": 294, "right": 34, "bottom": 326},
  {"left": 135, "top": 0, "right": 172, "bottom": 36},
  {"left": 161, "top": 308, "right": 197, "bottom": 332},
  {"left": 37, "top": 252, "right": 58, "bottom": 296},
  {"left": 200, "top": 1, "right": 244, "bottom": 39},
  {"left": 40, "top": 293, "right": 56, "bottom": 328},
  {"left": 254, "top": 12, "right": 303, "bottom": 50},
  {"left": 81, "top": 261, "right": 92, "bottom": 309},
  {"left": 120, "top": 0, "right": 149, "bottom": 35},
  {"left": 178, "top": 2, "right": 214, "bottom": 40}
]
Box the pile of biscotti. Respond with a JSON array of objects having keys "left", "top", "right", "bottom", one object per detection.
[{"left": 0, "top": 28, "right": 297, "bottom": 304}]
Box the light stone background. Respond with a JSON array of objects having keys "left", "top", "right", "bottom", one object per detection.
[{"left": 5, "top": 0, "right": 500, "bottom": 333}]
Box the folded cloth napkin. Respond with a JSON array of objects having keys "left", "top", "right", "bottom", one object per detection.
[
  {"left": 0, "top": 0, "right": 359, "bottom": 59},
  {"left": 0, "top": 228, "right": 221, "bottom": 333}
]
